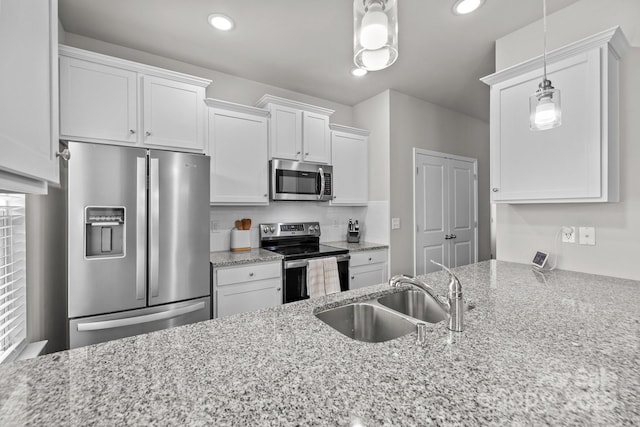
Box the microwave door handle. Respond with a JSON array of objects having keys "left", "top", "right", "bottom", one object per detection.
[{"left": 318, "top": 167, "right": 325, "bottom": 200}]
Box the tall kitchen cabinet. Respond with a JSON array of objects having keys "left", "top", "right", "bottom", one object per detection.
[
  {"left": 207, "top": 99, "right": 270, "bottom": 205},
  {"left": 256, "top": 95, "right": 334, "bottom": 164},
  {"left": 330, "top": 125, "right": 369, "bottom": 206},
  {"left": 0, "top": 0, "right": 59, "bottom": 193},
  {"left": 480, "top": 27, "right": 628, "bottom": 204},
  {"left": 59, "top": 46, "right": 211, "bottom": 153}
]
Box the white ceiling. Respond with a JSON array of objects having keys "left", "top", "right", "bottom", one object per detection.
[{"left": 58, "top": 0, "right": 580, "bottom": 122}]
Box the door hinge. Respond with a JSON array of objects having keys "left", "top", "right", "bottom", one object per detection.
[{"left": 416, "top": 167, "right": 419, "bottom": 175}]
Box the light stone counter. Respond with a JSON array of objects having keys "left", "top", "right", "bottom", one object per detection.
[
  {"left": 0, "top": 261, "right": 638, "bottom": 425},
  {"left": 210, "top": 248, "right": 283, "bottom": 267},
  {"left": 324, "top": 241, "right": 389, "bottom": 253}
]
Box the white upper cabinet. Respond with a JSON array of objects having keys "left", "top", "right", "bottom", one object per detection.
[
  {"left": 0, "top": 0, "right": 58, "bottom": 193},
  {"left": 256, "top": 94, "right": 334, "bottom": 164},
  {"left": 60, "top": 57, "right": 137, "bottom": 145},
  {"left": 59, "top": 46, "right": 210, "bottom": 153},
  {"left": 207, "top": 99, "right": 270, "bottom": 205},
  {"left": 480, "top": 27, "right": 628, "bottom": 204},
  {"left": 330, "top": 124, "right": 369, "bottom": 206}
]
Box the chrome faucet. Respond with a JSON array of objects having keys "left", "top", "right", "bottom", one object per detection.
[{"left": 389, "top": 260, "right": 464, "bottom": 332}]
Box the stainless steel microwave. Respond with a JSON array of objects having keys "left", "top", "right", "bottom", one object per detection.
[{"left": 270, "top": 159, "right": 333, "bottom": 201}]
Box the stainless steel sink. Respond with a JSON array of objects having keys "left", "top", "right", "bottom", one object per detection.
[
  {"left": 377, "top": 289, "right": 448, "bottom": 324},
  {"left": 315, "top": 302, "right": 415, "bottom": 343}
]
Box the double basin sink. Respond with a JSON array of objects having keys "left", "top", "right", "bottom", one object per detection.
[{"left": 316, "top": 289, "right": 468, "bottom": 343}]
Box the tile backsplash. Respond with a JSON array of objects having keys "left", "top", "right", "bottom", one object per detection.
[{"left": 210, "top": 202, "right": 369, "bottom": 252}]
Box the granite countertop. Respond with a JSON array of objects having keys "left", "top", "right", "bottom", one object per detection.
[
  {"left": 210, "top": 248, "right": 283, "bottom": 267},
  {"left": 324, "top": 241, "right": 389, "bottom": 252},
  {"left": 1, "top": 261, "right": 638, "bottom": 425}
]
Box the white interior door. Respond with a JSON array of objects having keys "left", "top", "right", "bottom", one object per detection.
[
  {"left": 414, "top": 150, "right": 477, "bottom": 275},
  {"left": 415, "top": 154, "right": 449, "bottom": 275},
  {"left": 448, "top": 159, "right": 476, "bottom": 268}
]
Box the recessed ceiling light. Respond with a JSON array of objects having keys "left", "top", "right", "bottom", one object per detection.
[
  {"left": 452, "top": 0, "right": 485, "bottom": 15},
  {"left": 208, "top": 14, "right": 234, "bottom": 31},
  {"left": 351, "top": 68, "right": 368, "bottom": 77}
]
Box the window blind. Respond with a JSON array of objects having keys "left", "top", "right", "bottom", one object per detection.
[{"left": 0, "top": 194, "right": 26, "bottom": 364}]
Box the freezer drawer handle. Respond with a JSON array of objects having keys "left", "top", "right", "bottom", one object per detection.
[{"left": 76, "top": 301, "right": 206, "bottom": 332}]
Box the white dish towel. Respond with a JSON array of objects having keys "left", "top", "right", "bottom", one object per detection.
[
  {"left": 323, "top": 257, "right": 341, "bottom": 295},
  {"left": 307, "top": 259, "right": 325, "bottom": 298}
]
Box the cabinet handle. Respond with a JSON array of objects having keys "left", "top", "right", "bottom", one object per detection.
[
  {"left": 492, "top": 188, "right": 499, "bottom": 192},
  {"left": 249, "top": 272, "right": 254, "bottom": 277},
  {"left": 129, "top": 129, "right": 136, "bottom": 134},
  {"left": 146, "top": 131, "right": 152, "bottom": 136},
  {"left": 305, "top": 152, "right": 309, "bottom": 156},
  {"left": 368, "top": 257, "right": 372, "bottom": 262},
  {"left": 351, "top": 276, "right": 355, "bottom": 280},
  {"left": 56, "top": 149, "right": 71, "bottom": 161},
  {"left": 264, "top": 194, "right": 268, "bottom": 197},
  {"left": 276, "top": 288, "right": 281, "bottom": 291}
]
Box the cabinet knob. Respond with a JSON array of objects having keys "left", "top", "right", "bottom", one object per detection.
[
  {"left": 351, "top": 276, "right": 355, "bottom": 280},
  {"left": 368, "top": 257, "right": 372, "bottom": 262},
  {"left": 129, "top": 129, "right": 136, "bottom": 134},
  {"left": 305, "top": 152, "right": 309, "bottom": 156},
  {"left": 276, "top": 287, "right": 281, "bottom": 291},
  {"left": 492, "top": 188, "right": 499, "bottom": 192},
  {"left": 56, "top": 149, "right": 71, "bottom": 161},
  {"left": 145, "top": 131, "right": 151, "bottom": 136},
  {"left": 296, "top": 151, "right": 301, "bottom": 155},
  {"left": 249, "top": 272, "right": 254, "bottom": 277},
  {"left": 264, "top": 194, "right": 268, "bottom": 197}
]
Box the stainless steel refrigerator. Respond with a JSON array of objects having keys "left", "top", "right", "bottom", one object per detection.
[{"left": 60, "top": 141, "right": 211, "bottom": 349}]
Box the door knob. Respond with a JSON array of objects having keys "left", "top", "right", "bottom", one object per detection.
[{"left": 450, "top": 234, "right": 457, "bottom": 239}]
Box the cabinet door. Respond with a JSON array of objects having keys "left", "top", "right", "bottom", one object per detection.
[
  {"left": 142, "top": 76, "right": 205, "bottom": 152},
  {"left": 350, "top": 264, "right": 387, "bottom": 290},
  {"left": 209, "top": 109, "right": 269, "bottom": 205},
  {"left": 269, "top": 105, "right": 302, "bottom": 160},
  {"left": 60, "top": 57, "right": 137, "bottom": 145},
  {"left": 302, "top": 112, "right": 330, "bottom": 164},
  {"left": 331, "top": 131, "right": 368, "bottom": 205},
  {"left": 217, "top": 278, "right": 282, "bottom": 318},
  {"left": 491, "top": 51, "right": 602, "bottom": 202},
  {"left": 0, "top": 0, "right": 58, "bottom": 188}
]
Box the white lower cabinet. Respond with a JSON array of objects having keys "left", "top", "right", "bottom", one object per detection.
[
  {"left": 214, "top": 261, "right": 282, "bottom": 318},
  {"left": 349, "top": 249, "right": 388, "bottom": 290}
]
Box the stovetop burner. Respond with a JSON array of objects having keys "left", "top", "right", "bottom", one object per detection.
[{"left": 259, "top": 221, "right": 348, "bottom": 260}]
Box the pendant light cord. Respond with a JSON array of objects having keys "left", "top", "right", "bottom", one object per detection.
[{"left": 542, "top": 0, "right": 548, "bottom": 81}]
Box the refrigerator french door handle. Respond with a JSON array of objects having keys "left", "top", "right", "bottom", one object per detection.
[
  {"left": 76, "top": 301, "right": 206, "bottom": 332},
  {"left": 149, "top": 157, "right": 160, "bottom": 298},
  {"left": 135, "top": 157, "right": 146, "bottom": 300}
]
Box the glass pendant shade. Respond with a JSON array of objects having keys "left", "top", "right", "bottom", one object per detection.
[
  {"left": 354, "top": 0, "right": 398, "bottom": 71},
  {"left": 529, "top": 80, "right": 562, "bottom": 131}
]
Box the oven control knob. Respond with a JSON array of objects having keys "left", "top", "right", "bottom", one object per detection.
[
  {"left": 262, "top": 226, "right": 269, "bottom": 234},
  {"left": 309, "top": 225, "right": 316, "bottom": 233},
  {"left": 269, "top": 226, "right": 275, "bottom": 233}
]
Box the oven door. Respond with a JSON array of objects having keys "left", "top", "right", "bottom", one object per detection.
[
  {"left": 271, "top": 159, "right": 333, "bottom": 201},
  {"left": 282, "top": 255, "right": 349, "bottom": 303}
]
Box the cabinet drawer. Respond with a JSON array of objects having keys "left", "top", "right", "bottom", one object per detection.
[
  {"left": 216, "top": 262, "right": 281, "bottom": 286},
  {"left": 350, "top": 250, "right": 387, "bottom": 267}
]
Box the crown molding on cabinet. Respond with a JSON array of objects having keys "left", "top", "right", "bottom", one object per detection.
[
  {"left": 480, "top": 26, "right": 629, "bottom": 87},
  {"left": 58, "top": 45, "right": 212, "bottom": 88},
  {"left": 329, "top": 123, "right": 370, "bottom": 136},
  {"left": 205, "top": 98, "right": 270, "bottom": 117},
  {"left": 255, "top": 94, "right": 335, "bottom": 117}
]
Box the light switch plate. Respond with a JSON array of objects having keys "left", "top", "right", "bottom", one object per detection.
[
  {"left": 579, "top": 227, "right": 596, "bottom": 245},
  {"left": 391, "top": 218, "right": 400, "bottom": 230}
]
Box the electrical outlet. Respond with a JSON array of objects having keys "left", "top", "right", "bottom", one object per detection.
[
  {"left": 579, "top": 227, "right": 596, "bottom": 245},
  {"left": 391, "top": 218, "right": 401, "bottom": 230},
  {"left": 562, "top": 226, "right": 576, "bottom": 243}
]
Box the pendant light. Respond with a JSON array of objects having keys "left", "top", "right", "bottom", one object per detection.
[
  {"left": 529, "top": 0, "right": 561, "bottom": 131},
  {"left": 353, "top": 0, "right": 398, "bottom": 71}
]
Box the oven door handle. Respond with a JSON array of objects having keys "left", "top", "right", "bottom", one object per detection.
[{"left": 284, "top": 254, "right": 350, "bottom": 270}]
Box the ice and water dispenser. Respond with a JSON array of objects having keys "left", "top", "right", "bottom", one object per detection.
[{"left": 85, "top": 207, "right": 125, "bottom": 258}]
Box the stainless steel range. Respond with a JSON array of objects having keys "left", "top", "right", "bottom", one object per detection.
[{"left": 260, "top": 222, "right": 350, "bottom": 303}]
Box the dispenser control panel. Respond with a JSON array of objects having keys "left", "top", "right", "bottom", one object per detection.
[{"left": 85, "top": 207, "right": 126, "bottom": 259}]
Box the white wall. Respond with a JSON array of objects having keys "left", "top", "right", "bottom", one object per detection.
[
  {"left": 494, "top": 0, "right": 640, "bottom": 280},
  {"left": 353, "top": 91, "right": 391, "bottom": 246},
  {"left": 63, "top": 33, "right": 354, "bottom": 125},
  {"left": 388, "top": 90, "right": 490, "bottom": 276}
]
